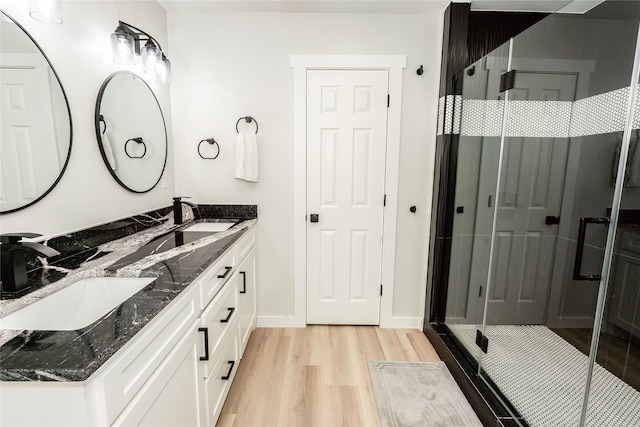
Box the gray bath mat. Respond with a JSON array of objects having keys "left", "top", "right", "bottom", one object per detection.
[{"left": 368, "top": 361, "right": 482, "bottom": 427}]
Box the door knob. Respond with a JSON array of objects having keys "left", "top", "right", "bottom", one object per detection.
[{"left": 310, "top": 214, "right": 319, "bottom": 223}]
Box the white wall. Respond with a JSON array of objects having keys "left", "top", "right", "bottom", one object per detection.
[
  {"left": 0, "top": 0, "right": 174, "bottom": 237},
  {"left": 168, "top": 11, "right": 443, "bottom": 324}
]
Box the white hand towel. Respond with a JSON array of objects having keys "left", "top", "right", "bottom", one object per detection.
[
  {"left": 101, "top": 132, "right": 117, "bottom": 170},
  {"left": 235, "top": 132, "right": 259, "bottom": 182}
]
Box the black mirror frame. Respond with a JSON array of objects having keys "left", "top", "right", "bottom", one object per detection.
[
  {"left": 0, "top": 10, "right": 73, "bottom": 214},
  {"left": 94, "top": 71, "right": 168, "bottom": 194}
]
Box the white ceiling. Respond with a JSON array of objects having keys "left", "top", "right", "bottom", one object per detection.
[{"left": 157, "top": 0, "right": 602, "bottom": 14}]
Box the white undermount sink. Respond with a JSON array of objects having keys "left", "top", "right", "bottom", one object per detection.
[
  {"left": 183, "top": 222, "right": 236, "bottom": 232},
  {"left": 0, "top": 277, "right": 155, "bottom": 331}
]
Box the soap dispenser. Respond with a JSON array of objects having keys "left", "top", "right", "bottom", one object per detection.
[{"left": 1, "top": 233, "right": 60, "bottom": 298}]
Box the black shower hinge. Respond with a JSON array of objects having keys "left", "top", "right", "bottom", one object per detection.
[
  {"left": 499, "top": 70, "right": 516, "bottom": 92},
  {"left": 476, "top": 329, "right": 488, "bottom": 353},
  {"left": 387, "top": 94, "right": 390, "bottom": 108},
  {"left": 384, "top": 194, "right": 386, "bottom": 206},
  {"left": 380, "top": 285, "right": 383, "bottom": 296}
]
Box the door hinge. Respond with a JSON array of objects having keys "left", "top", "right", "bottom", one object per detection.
[
  {"left": 499, "top": 70, "right": 516, "bottom": 92},
  {"left": 387, "top": 94, "right": 390, "bottom": 108},
  {"left": 383, "top": 194, "right": 386, "bottom": 206},
  {"left": 478, "top": 286, "right": 483, "bottom": 297},
  {"left": 475, "top": 329, "right": 488, "bottom": 353},
  {"left": 380, "top": 285, "right": 383, "bottom": 296}
]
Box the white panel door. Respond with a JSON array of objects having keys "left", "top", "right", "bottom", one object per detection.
[
  {"left": 306, "top": 69, "right": 388, "bottom": 325},
  {"left": 0, "top": 67, "right": 60, "bottom": 209},
  {"left": 485, "top": 72, "right": 577, "bottom": 324}
]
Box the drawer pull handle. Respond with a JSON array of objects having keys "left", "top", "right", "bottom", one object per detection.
[
  {"left": 217, "top": 266, "right": 233, "bottom": 279},
  {"left": 198, "top": 328, "right": 209, "bottom": 361},
  {"left": 221, "top": 360, "right": 235, "bottom": 380},
  {"left": 239, "top": 271, "right": 247, "bottom": 294},
  {"left": 220, "top": 307, "right": 235, "bottom": 323}
]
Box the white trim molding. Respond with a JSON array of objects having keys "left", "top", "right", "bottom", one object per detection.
[
  {"left": 291, "top": 54, "right": 407, "bottom": 329},
  {"left": 256, "top": 315, "right": 300, "bottom": 328}
]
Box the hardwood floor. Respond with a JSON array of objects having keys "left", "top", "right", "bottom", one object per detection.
[
  {"left": 217, "top": 326, "right": 440, "bottom": 427},
  {"left": 552, "top": 328, "right": 640, "bottom": 391}
]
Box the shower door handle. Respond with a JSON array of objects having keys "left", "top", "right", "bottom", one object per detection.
[{"left": 573, "top": 216, "right": 610, "bottom": 281}]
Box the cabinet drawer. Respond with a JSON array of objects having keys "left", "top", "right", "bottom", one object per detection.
[
  {"left": 199, "top": 247, "right": 237, "bottom": 309},
  {"left": 204, "top": 326, "right": 239, "bottom": 427},
  {"left": 199, "top": 274, "right": 239, "bottom": 377},
  {"left": 236, "top": 229, "right": 255, "bottom": 262}
]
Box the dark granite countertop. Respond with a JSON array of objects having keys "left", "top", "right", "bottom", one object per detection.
[{"left": 0, "top": 216, "right": 256, "bottom": 382}]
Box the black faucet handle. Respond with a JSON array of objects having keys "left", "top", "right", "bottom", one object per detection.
[
  {"left": 20, "top": 241, "right": 60, "bottom": 257},
  {"left": 0, "top": 233, "right": 42, "bottom": 245}
]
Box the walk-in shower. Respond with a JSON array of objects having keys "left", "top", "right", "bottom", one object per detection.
[{"left": 436, "top": 1, "right": 640, "bottom": 425}]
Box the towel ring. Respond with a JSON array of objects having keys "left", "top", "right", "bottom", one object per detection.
[
  {"left": 124, "top": 137, "right": 147, "bottom": 159},
  {"left": 99, "top": 115, "right": 107, "bottom": 135},
  {"left": 198, "top": 138, "right": 220, "bottom": 160},
  {"left": 236, "top": 116, "right": 258, "bottom": 134}
]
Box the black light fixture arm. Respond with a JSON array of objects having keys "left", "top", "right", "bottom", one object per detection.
[{"left": 117, "top": 20, "right": 163, "bottom": 53}]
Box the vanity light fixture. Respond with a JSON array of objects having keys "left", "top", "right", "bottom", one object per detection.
[
  {"left": 110, "top": 21, "right": 171, "bottom": 83},
  {"left": 158, "top": 54, "right": 171, "bottom": 84},
  {"left": 28, "top": 0, "right": 62, "bottom": 24}
]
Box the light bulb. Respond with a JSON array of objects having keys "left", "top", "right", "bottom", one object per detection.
[
  {"left": 141, "top": 40, "right": 161, "bottom": 75},
  {"left": 157, "top": 55, "right": 171, "bottom": 84},
  {"left": 111, "top": 28, "right": 134, "bottom": 66},
  {"left": 28, "top": 0, "right": 62, "bottom": 24}
]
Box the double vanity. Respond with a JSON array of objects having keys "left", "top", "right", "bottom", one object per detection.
[
  {"left": 0, "top": 207, "right": 257, "bottom": 427},
  {"left": 1, "top": 8, "right": 257, "bottom": 426}
]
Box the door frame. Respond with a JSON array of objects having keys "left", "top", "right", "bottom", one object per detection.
[{"left": 291, "top": 55, "right": 406, "bottom": 328}]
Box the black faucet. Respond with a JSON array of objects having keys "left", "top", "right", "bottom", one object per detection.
[
  {"left": 173, "top": 197, "right": 198, "bottom": 225},
  {"left": 1, "top": 233, "right": 60, "bottom": 298}
]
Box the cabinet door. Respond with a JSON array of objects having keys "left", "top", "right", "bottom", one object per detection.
[
  {"left": 238, "top": 247, "right": 256, "bottom": 354},
  {"left": 204, "top": 327, "right": 239, "bottom": 427},
  {"left": 113, "top": 320, "right": 205, "bottom": 427}
]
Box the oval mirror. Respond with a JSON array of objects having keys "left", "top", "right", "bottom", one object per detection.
[
  {"left": 95, "top": 71, "right": 167, "bottom": 193},
  {"left": 0, "top": 11, "right": 72, "bottom": 213}
]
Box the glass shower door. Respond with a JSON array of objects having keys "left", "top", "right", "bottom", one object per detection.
[
  {"left": 584, "top": 5, "right": 640, "bottom": 425},
  {"left": 477, "top": 3, "right": 640, "bottom": 426},
  {"left": 444, "top": 42, "right": 510, "bottom": 365}
]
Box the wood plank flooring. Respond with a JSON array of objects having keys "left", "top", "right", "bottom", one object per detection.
[
  {"left": 552, "top": 328, "right": 640, "bottom": 391},
  {"left": 217, "top": 326, "right": 440, "bottom": 427}
]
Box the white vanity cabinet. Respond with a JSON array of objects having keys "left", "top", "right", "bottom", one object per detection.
[
  {"left": 0, "top": 226, "right": 257, "bottom": 427},
  {"left": 114, "top": 226, "right": 257, "bottom": 427},
  {"left": 115, "top": 227, "right": 257, "bottom": 427}
]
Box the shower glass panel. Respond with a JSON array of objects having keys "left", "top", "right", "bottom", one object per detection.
[
  {"left": 477, "top": 2, "right": 640, "bottom": 426},
  {"left": 444, "top": 43, "right": 511, "bottom": 364},
  {"left": 585, "top": 4, "right": 640, "bottom": 425}
]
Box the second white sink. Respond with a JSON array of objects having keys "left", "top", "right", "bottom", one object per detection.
[
  {"left": 183, "top": 222, "right": 236, "bottom": 232},
  {"left": 0, "top": 276, "right": 156, "bottom": 331}
]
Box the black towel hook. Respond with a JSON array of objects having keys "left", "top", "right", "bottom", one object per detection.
[
  {"left": 124, "top": 137, "right": 147, "bottom": 159},
  {"left": 236, "top": 116, "right": 258, "bottom": 134},
  {"left": 197, "top": 138, "right": 220, "bottom": 159}
]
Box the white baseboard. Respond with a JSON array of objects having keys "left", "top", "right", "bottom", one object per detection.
[
  {"left": 380, "top": 316, "right": 423, "bottom": 329},
  {"left": 257, "top": 315, "right": 423, "bottom": 329},
  {"left": 256, "top": 315, "right": 305, "bottom": 328}
]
